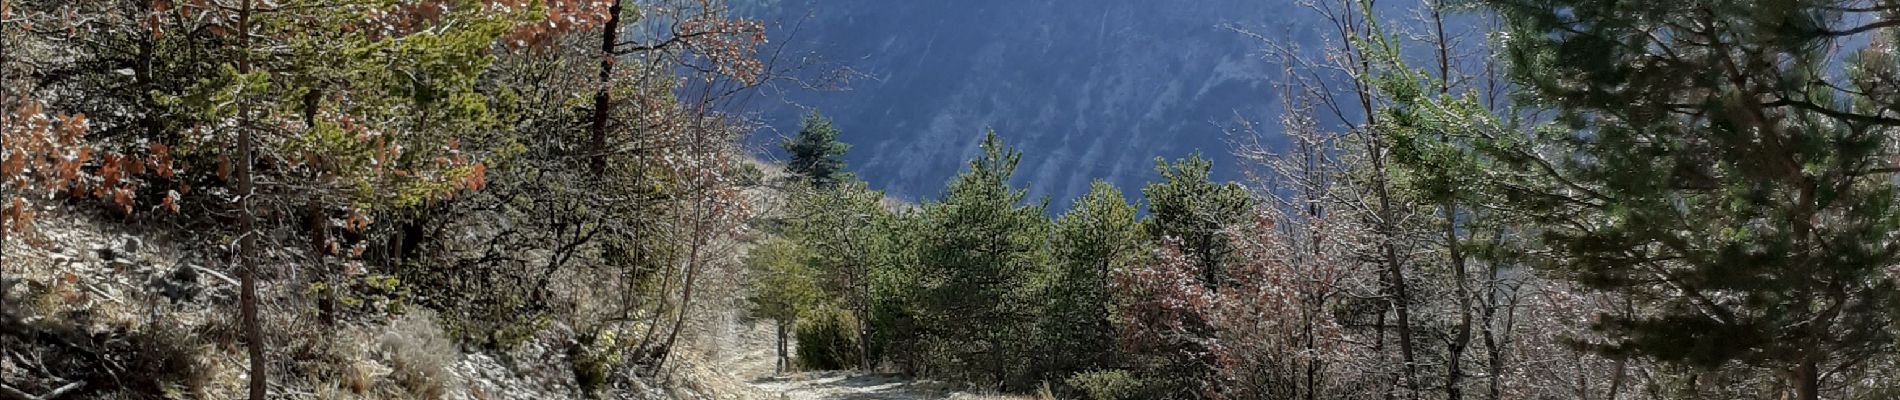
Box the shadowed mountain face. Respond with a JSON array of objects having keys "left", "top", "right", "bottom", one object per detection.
[{"left": 746, "top": 1, "right": 1343, "bottom": 208}]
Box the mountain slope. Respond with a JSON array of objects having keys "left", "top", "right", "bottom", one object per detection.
[{"left": 749, "top": 0, "right": 1328, "bottom": 207}]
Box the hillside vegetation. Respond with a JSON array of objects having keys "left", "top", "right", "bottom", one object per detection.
[{"left": 8, "top": 1, "right": 1900, "bottom": 400}]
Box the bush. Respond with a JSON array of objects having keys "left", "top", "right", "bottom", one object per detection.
[
  {"left": 1067, "top": 370, "right": 1144, "bottom": 400},
  {"left": 380, "top": 311, "right": 461, "bottom": 399},
  {"left": 571, "top": 328, "right": 628, "bottom": 393},
  {"left": 795, "top": 306, "right": 860, "bottom": 371},
  {"left": 126, "top": 321, "right": 212, "bottom": 398}
]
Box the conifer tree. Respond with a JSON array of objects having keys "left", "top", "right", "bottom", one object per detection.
[
  {"left": 1481, "top": 1, "right": 1900, "bottom": 398},
  {"left": 783, "top": 111, "right": 852, "bottom": 188},
  {"left": 1041, "top": 181, "right": 1143, "bottom": 380},
  {"left": 914, "top": 130, "right": 1050, "bottom": 388},
  {"left": 1141, "top": 154, "right": 1253, "bottom": 288}
]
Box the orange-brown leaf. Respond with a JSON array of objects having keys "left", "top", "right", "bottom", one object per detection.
[
  {"left": 1, "top": 152, "right": 22, "bottom": 176},
  {"left": 113, "top": 188, "right": 133, "bottom": 214},
  {"left": 99, "top": 155, "right": 121, "bottom": 188},
  {"left": 14, "top": 207, "right": 32, "bottom": 233},
  {"left": 162, "top": 190, "right": 180, "bottom": 213},
  {"left": 156, "top": 159, "right": 175, "bottom": 179},
  {"left": 467, "top": 162, "right": 487, "bottom": 192}
]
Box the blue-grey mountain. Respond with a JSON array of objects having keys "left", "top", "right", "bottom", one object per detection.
[{"left": 746, "top": 1, "right": 1349, "bottom": 208}]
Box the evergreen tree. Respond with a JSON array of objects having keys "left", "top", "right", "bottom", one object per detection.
[
  {"left": 1141, "top": 153, "right": 1254, "bottom": 288},
  {"left": 1040, "top": 181, "right": 1143, "bottom": 382},
  {"left": 783, "top": 111, "right": 852, "bottom": 188},
  {"left": 867, "top": 206, "right": 928, "bottom": 374},
  {"left": 1483, "top": 1, "right": 1900, "bottom": 398},
  {"left": 914, "top": 130, "right": 1051, "bottom": 388}
]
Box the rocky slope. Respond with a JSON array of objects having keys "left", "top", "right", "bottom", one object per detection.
[{"left": 745, "top": 0, "right": 1337, "bottom": 208}]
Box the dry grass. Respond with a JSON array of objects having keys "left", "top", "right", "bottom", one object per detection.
[{"left": 380, "top": 310, "right": 461, "bottom": 399}]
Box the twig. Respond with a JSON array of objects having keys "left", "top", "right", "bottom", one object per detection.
[
  {"left": 80, "top": 283, "right": 120, "bottom": 305},
  {"left": 0, "top": 384, "right": 28, "bottom": 400},
  {"left": 0, "top": 381, "right": 86, "bottom": 400},
  {"left": 193, "top": 265, "right": 240, "bottom": 287}
]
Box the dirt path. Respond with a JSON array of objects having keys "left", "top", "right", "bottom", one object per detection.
[
  {"left": 749, "top": 372, "right": 959, "bottom": 400},
  {"left": 679, "top": 309, "right": 1020, "bottom": 400}
]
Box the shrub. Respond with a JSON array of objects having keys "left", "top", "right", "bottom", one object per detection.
[
  {"left": 126, "top": 320, "right": 211, "bottom": 398},
  {"left": 795, "top": 306, "right": 859, "bottom": 371},
  {"left": 1067, "top": 370, "right": 1144, "bottom": 400},
  {"left": 380, "top": 311, "right": 460, "bottom": 399},
  {"left": 571, "top": 328, "right": 628, "bottom": 393}
]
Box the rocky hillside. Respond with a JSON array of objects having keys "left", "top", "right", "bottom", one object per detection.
[{"left": 746, "top": 0, "right": 1349, "bottom": 207}]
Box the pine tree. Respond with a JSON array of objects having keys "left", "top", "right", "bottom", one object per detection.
[
  {"left": 914, "top": 130, "right": 1050, "bottom": 388},
  {"left": 1483, "top": 1, "right": 1900, "bottom": 398},
  {"left": 1141, "top": 153, "right": 1253, "bottom": 288},
  {"left": 1041, "top": 181, "right": 1143, "bottom": 381},
  {"left": 783, "top": 111, "right": 852, "bottom": 188}
]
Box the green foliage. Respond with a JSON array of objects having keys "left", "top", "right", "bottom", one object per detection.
[
  {"left": 865, "top": 207, "right": 928, "bottom": 372},
  {"left": 1141, "top": 153, "right": 1253, "bottom": 287},
  {"left": 149, "top": 0, "right": 524, "bottom": 210},
  {"left": 785, "top": 180, "right": 890, "bottom": 309},
  {"left": 746, "top": 237, "right": 823, "bottom": 325},
  {"left": 796, "top": 306, "right": 862, "bottom": 371},
  {"left": 783, "top": 111, "right": 853, "bottom": 188},
  {"left": 306, "top": 273, "right": 411, "bottom": 320},
  {"left": 1036, "top": 181, "right": 1141, "bottom": 380},
  {"left": 572, "top": 328, "right": 629, "bottom": 393},
  {"left": 909, "top": 130, "right": 1052, "bottom": 387},
  {"left": 779, "top": 179, "right": 892, "bottom": 369},
  {"left": 1066, "top": 370, "right": 1146, "bottom": 400},
  {"left": 1481, "top": 0, "right": 1900, "bottom": 394}
]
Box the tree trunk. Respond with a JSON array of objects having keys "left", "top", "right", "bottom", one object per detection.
[
  {"left": 589, "top": 0, "right": 623, "bottom": 177},
  {"left": 990, "top": 335, "right": 1006, "bottom": 390},
  {"left": 1429, "top": 5, "right": 1469, "bottom": 399},
  {"left": 1795, "top": 359, "right": 1819, "bottom": 400},
  {"left": 1304, "top": 306, "right": 1320, "bottom": 400},
  {"left": 1606, "top": 354, "right": 1627, "bottom": 400},
  {"left": 857, "top": 307, "right": 872, "bottom": 371},
  {"left": 1482, "top": 257, "right": 1505, "bottom": 400},
  {"left": 1, "top": 209, "right": 9, "bottom": 321},
  {"left": 653, "top": 214, "right": 708, "bottom": 373},
  {"left": 1446, "top": 203, "right": 1472, "bottom": 400},
  {"left": 1339, "top": 0, "right": 1417, "bottom": 394},
  {"left": 235, "top": 2, "right": 266, "bottom": 398},
  {"left": 857, "top": 262, "right": 874, "bottom": 371},
  {"left": 1371, "top": 141, "right": 1418, "bottom": 400},
  {"left": 776, "top": 318, "right": 789, "bottom": 374}
]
